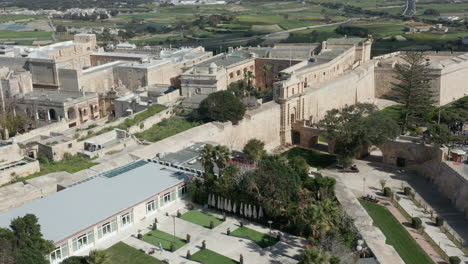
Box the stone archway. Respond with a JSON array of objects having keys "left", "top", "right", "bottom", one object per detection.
[{"left": 67, "top": 108, "right": 76, "bottom": 120}]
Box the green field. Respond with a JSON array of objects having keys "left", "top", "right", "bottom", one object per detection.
[
  {"left": 360, "top": 200, "right": 435, "bottom": 264},
  {"left": 141, "top": 230, "right": 187, "bottom": 251},
  {"left": 230, "top": 226, "right": 277, "bottom": 248},
  {"left": 282, "top": 147, "right": 336, "bottom": 169},
  {"left": 191, "top": 249, "right": 238, "bottom": 264},
  {"left": 106, "top": 242, "right": 164, "bottom": 264},
  {"left": 0, "top": 15, "right": 45, "bottom": 23},
  {"left": 135, "top": 118, "right": 202, "bottom": 142},
  {"left": 180, "top": 210, "right": 223, "bottom": 229},
  {"left": 0, "top": 30, "right": 52, "bottom": 39}
]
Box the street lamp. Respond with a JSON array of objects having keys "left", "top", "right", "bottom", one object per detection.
[
  {"left": 363, "top": 177, "right": 366, "bottom": 195},
  {"left": 267, "top": 220, "right": 273, "bottom": 246}
]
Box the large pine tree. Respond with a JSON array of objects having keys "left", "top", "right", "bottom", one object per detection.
[{"left": 390, "top": 52, "right": 434, "bottom": 133}]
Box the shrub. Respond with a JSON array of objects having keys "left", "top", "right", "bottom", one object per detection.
[
  {"left": 186, "top": 233, "right": 191, "bottom": 242},
  {"left": 186, "top": 250, "right": 191, "bottom": 259},
  {"left": 227, "top": 228, "right": 230, "bottom": 235},
  {"left": 202, "top": 240, "right": 206, "bottom": 249},
  {"left": 152, "top": 223, "right": 157, "bottom": 231},
  {"left": 383, "top": 187, "right": 392, "bottom": 197},
  {"left": 210, "top": 221, "right": 214, "bottom": 229},
  {"left": 404, "top": 187, "right": 412, "bottom": 195},
  {"left": 412, "top": 217, "right": 422, "bottom": 229},
  {"left": 435, "top": 216, "right": 444, "bottom": 227},
  {"left": 169, "top": 241, "right": 175, "bottom": 252},
  {"left": 449, "top": 256, "right": 461, "bottom": 264},
  {"left": 137, "top": 233, "right": 143, "bottom": 239},
  {"left": 330, "top": 256, "right": 341, "bottom": 264}
]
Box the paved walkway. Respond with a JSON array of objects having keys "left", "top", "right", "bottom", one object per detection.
[
  {"left": 398, "top": 196, "right": 468, "bottom": 263},
  {"left": 137, "top": 207, "right": 303, "bottom": 264},
  {"left": 384, "top": 203, "right": 445, "bottom": 264},
  {"left": 83, "top": 200, "right": 305, "bottom": 264},
  {"left": 328, "top": 159, "right": 468, "bottom": 263}
]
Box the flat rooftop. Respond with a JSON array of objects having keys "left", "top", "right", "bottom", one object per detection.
[
  {"left": 20, "top": 90, "right": 97, "bottom": 103},
  {"left": 91, "top": 52, "right": 151, "bottom": 59},
  {"left": 197, "top": 55, "right": 251, "bottom": 68},
  {"left": 0, "top": 160, "right": 193, "bottom": 243}
]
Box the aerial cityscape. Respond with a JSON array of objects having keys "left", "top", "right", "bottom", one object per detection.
[{"left": 0, "top": 0, "right": 467, "bottom": 263}]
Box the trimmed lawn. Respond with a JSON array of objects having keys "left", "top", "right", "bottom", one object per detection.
[
  {"left": 230, "top": 226, "right": 277, "bottom": 248},
  {"left": 180, "top": 210, "right": 223, "bottom": 228},
  {"left": 106, "top": 242, "right": 164, "bottom": 264},
  {"left": 283, "top": 147, "right": 336, "bottom": 169},
  {"left": 141, "top": 229, "right": 186, "bottom": 251},
  {"left": 191, "top": 249, "right": 238, "bottom": 264},
  {"left": 360, "top": 200, "right": 435, "bottom": 264}
]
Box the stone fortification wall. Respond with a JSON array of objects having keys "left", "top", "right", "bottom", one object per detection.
[
  {"left": 154, "top": 89, "right": 181, "bottom": 105},
  {"left": 433, "top": 162, "right": 468, "bottom": 218},
  {"left": 132, "top": 101, "right": 282, "bottom": 159}
]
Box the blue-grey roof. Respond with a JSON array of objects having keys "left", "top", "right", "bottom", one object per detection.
[{"left": 0, "top": 160, "right": 193, "bottom": 243}]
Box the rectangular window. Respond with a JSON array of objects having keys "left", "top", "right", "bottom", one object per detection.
[
  {"left": 178, "top": 185, "right": 187, "bottom": 197},
  {"left": 50, "top": 244, "right": 68, "bottom": 263},
  {"left": 121, "top": 212, "right": 133, "bottom": 227},
  {"left": 146, "top": 200, "right": 156, "bottom": 214},
  {"left": 163, "top": 192, "right": 171, "bottom": 203},
  {"left": 72, "top": 231, "right": 93, "bottom": 252},
  {"left": 97, "top": 219, "right": 117, "bottom": 240}
]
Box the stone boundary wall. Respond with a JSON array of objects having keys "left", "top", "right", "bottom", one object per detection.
[
  {"left": 0, "top": 159, "right": 40, "bottom": 186},
  {"left": 13, "top": 120, "right": 70, "bottom": 143},
  {"left": 329, "top": 173, "right": 405, "bottom": 264},
  {"left": 127, "top": 107, "right": 173, "bottom": 134},
  {"left": 433, "top": 162, "right": 468, "bottom": 219}
]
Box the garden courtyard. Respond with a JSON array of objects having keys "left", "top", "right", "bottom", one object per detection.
[{"left": 79, "top": 200, "right": 306, "bottom": 264}]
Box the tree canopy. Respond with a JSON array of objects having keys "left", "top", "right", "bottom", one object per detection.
[
  {"left": 0, "top": 214, "right": 54, "bottom": 264},
  {"left": 242, "top": 139, "right": 266, "bottom": 163},
  {"left": 198, "top": 91, "right": 246, "bottom": 123},
  {"left": 388, "top": 52, "right": 434, "bottom": 133},
  {"left": 319, "top": 103, "right": 399, "bottom": 163}
]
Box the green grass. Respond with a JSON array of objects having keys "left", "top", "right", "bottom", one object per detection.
[
  {"left": 135, "top": 118, "right": 202, "bottom": 142},
  {"left": 3, "top": 155, "right": 98, "bottom": 187},
  {"left": 0, "top": 30, "right": 52, "bottom": 39},
  {"left": 141, "top": 230, "right": 186, "bottom": 251},
  {"left": 180, "top": 210, "right": 223, "bottom": 228},
  {"left": 106, "top": 242, "right": 164, "bottom": 264},
  {"left": 359, "top": 200, "right": 435, "bottom": 264},
  {"left": 0, "top": 15, "right": 45, "bottom": 23},
  {"left": 283, "top": 147, "right": 336, "bottom": 169},
  {"left": 230, "top": 226, "right": 277, "bottom": 248},
  {"left": 191, "top": 249, "right": 238, "bottom": 264}
]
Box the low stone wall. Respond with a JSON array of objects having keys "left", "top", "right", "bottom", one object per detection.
[
  {"left": 329, "top": 173, "right": 405, "bottom": 264},
  {"left": 127, "top": 107, "right": 173, "bottom": 134},
  {"left": 0, "top": 159, "right": 40, "bottom": 186},
  {"left": 434, "top": 162, "right": 468, "bottom": 218},
  {"left": 13, "top": 120, "right": 69, "bottom": 143}
]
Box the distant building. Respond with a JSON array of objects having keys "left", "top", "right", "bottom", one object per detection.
[{"left": 15, "top": 90, "right": 100, "bottom": 128}]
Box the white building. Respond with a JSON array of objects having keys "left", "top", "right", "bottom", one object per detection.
[{"left": 0, "top": 159, "right": 196, "bottom": 263}]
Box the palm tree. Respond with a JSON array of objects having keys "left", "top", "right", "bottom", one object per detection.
[
  {"left": 214, "top": 145, "right": 231, "bottom": 171},
  {"left": 379, "top": 179, "right": 387, "bottom": 192},
  {"left": 244, "top": 71, "right": 255, "bottom": 95},
  {"left": 87, "top": 249, "right": 110, "bottom": 264},
  {"left": 261, "top": 64, "right": 272, "bottom": 90}
]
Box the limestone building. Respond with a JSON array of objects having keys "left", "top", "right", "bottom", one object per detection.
[
  {"left": 375, "top": 51, "right": 468, "bottom": 105},
  {"left": 273, "top": 38, "right": 374, "bottom": 144},
  {"left": 0, "top": 67, "right": 33, "bottom": 111},
  {"left": 15, "top": 90, "right": 100, "bottom": 128},
  {"left": 180, "top": 54, "right": 255, "bottom": 97}
]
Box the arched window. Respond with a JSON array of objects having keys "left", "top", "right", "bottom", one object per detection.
[
  {"left": 67, "top": 108, "right": 76, "bottom": 120},
  {"left": 49, "top": 109, "right": 57, "bottom": 121}
]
